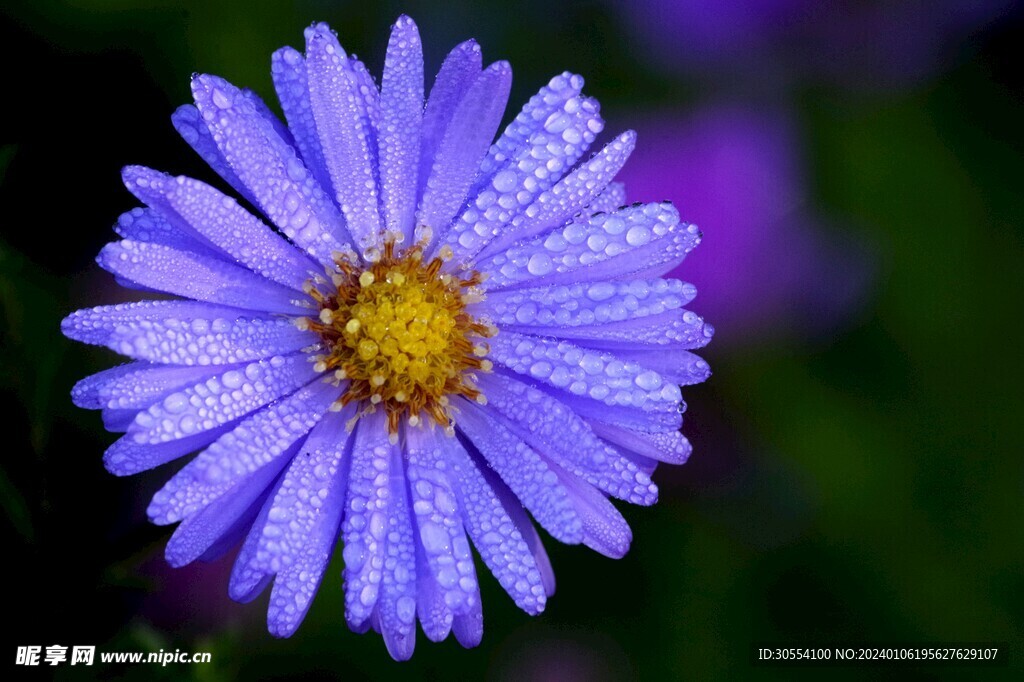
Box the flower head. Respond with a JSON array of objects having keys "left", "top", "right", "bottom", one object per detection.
[{"left": 62, "top": 17, "right": 711, "bottom": 659}]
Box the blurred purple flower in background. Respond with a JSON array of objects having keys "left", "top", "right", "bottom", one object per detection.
[
  {"left": 616, "top": 0, "right": 1016, "bottom": 89},
  {"left": 618, "top": 105, "right": 872, "bottom": 347}
]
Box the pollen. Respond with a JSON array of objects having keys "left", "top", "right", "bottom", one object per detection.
[{"left": 304, "top": 238, "right": 493, "bottom": 435}]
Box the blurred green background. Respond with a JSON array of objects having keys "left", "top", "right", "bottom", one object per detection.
[{"left": 1, "top": 0, "right": 1021, "bottom": 679}]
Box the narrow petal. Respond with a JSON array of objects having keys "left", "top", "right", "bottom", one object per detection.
[
  {"left": 487, "top": 331, "right": 682, "bottom": 412},
  {"left": 452, "top": 597, "right": 484, "bottom": 649},
  {"left": 271, "top": 46, "right": 333, "bottom": 191},
  {"left": 477, "top": 130, "right": 636, "bottom": 259},
  {"left": 126, "top": 355, "right": 320, "bottom": 446},
  {"left": 164, "top": 446, "right": 289, "bottom": 567},
  {"left": 555, "top": 467, "right": 632, "bottom": 559},
  {"left": 227, "top": 406, "right": 354, "bottom": 608},
  {"left": 378, "top": 441, "right": 418, "bottom": 661},
  {"left": 113, "top": 206, "right": 220, "bottom": 258},
  {"left": 102, "top": 408, "right": 137, "bottom": 432},
  {"left": 512, "top": 372, "right": 683, "bottom": 432},
  {"left": 63, "top": 302, "right": 316, "bottom": 366},
  {"left": 265, "top": 411, "right": 354, "bottom": 637},
  {"left": 146, "top": 378, "right": 338, "bottom": 525},
  {"left": 70, "top": 362, "right": 150, "bottom": 409},
  {"left": 441, "top": 432, "right": 548, "bottom": 614},
  {"left": 455, "top": 399, "right": 583, "bottom": 544},
  {"left": 587, "top": 420, "right": 692, "bottom": 465},
  {"left": 441, "top": 72, "right": 604, "bottom": 259},
  {"left": 406, "top": 427, "right": 480, "bottom": 616},
  {"left": 97, "top": 240, "right": 310, "bottom": 315},
  {"left": 479, "top": 278, "right": 696, "bottom": 328},
  {"left": 480, "top": 71, "right": 599, "bottom": 181},
  {"left": 304, "top": 24, "right": 383, "bottom": 252},
  {"left": 415, "top": 543, "right": 454, "bottom": 642},
  {"left": 378, "top": 15, "right": 424, "bottom": 241},
  {"left": 341, "top": 411, "right": 391, "bottom": 629},
  {"left": 612, "top": 347, "right": 712, "bottom": 386},
  {"left": 477, "top": 202, "right": 699, "bottom": 291},
  {"left": 587, "top": 181, "right": 626, "bottom": 215},
  {"left": 419, "top": 40, "right": 482, "bottom": 204},
  {"left": 103, "top": 422, "right": 237, "bottom": 477},
  {"left": 418, "top": 61, "right": 512, "bottom": 240},
  {"left": 497, "top": 482, "right": 557, "bottom": 598},
  {"left": 171, "top": 104, "right": 258, "bottom": 207},
  {"left": 70, "top": 360, "right": 224, "bottom": 410},
  {"left": 508, "top": 309, "right": 713, "bottom": 353},
  {"left": 122, "top": 167, "right": 317, "bottom": 290},
  {"left": 229, "top": 491, "right": 277, "bottom": 604},
  {"left": 476, "top": 373, "right": 658, "bottom": 506},
  {"left": 241, "top": 87, "right": 295, "bottom": 149},
  {"left": 191, "top": 73, "right": 350, "bottom": 262}
]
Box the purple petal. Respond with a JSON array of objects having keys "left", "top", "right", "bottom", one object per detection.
[
  {"left": 513, "top": 372, "right": 682, "bottom": 432},
  {"left": 377, "top": 15, "right": 424, "bottom": 241},
  {"left": 264, "top": 411, "right": 354, "bottom": 637},
  {"left": 487, "top": 331, "right": 682, "bottom": 412},
  {"left": 555, "top": 466, "right": 632, "bottom": 559},
  {"left": 405, "top": 428, "right": 480, "bottom": 616},
  {"left": 240, "top": 87, "right": 295, "bottom": 149},
  {"left": 227, "top": 407, "right": 353, "bottom": 608},
  {"left": 101, "top": 408, "right": 137, "bottom": 432},
  {"left": 452, "top": 596, "right": 483, "bottom": 648},
  {"left": 480, "top": 71, "right": 600, "bottom": 181},
  {"left": 476, "top": 373, "right": 658, "bottom": 506},
  {"left": 147, "top": 377, "right": 338, "bottom": 525},
  {"left": 190, "top": 74, "right": 350, "bottom": 262},
  {"left": 164, "top": 445, "right": 290, "bottom": 567},
  {"left": 70, "top": 362, "right": 146, "bottom": 409},
  {"left": 478, "top": 203, "right": 699, "bottom": 291},
  {"left": 113, "top": 206, "right": 221, "bottom": 258},
  {"left": 96, "top": 240, "right": 310, "bottom": 315},
  {"left": 441, "top": 72, "right": 604, "bottom": 259},
  {"left": 341, "top": 411, "right": 391, "bottom": 629},
  {"left": 480, "top": 278, "right": 696, "bottom": 328},
  {"left": 440, "top": 434, "right": 547, "bottom": 614},
  {"left": 612, "top": 347, "right": 711, "bottom": 386},
  {"left": 496, "top": 480, "right": 557, "bottom": 598},
  {"left": 378, "top": 441, "right": 418, "bottom": 660},
  {"left": 103, "top": 421, "right": 237, "bottom": 477},
  {"left": 229, "top": 494, "right": 277, "bottom": 604},
  {"left": 63, "top": 301, "right": 315, "bottom": 366},
  {"left": 477, "top": 130, "right": 635, "bottom": 259},
  {"left": 126, "top": 355, "right": 320, "bottom": 446},
  {"left": 122, "top": 167, "right": 317, "bottom": 290},
  {"left": 271, "top": 46, "right": 333, "bottom": 191},
  {"left": 171, "top": 104, "right": 259, "bottom": 207},
  {"left": 507, "top": 308, "right": 713, "bottom": 352},
  {"left": 304, "top": 24, "right": 383, "bottom": 252},
  {"left": 587, "top": 420, "right": 692, "bottom": 465},
  {"left": 418, "top": 61, "right": 511, "bottom": 240},
  {"left": 70, "top": 360, "right": 225, "bottom": 410},
  {"left": 415, "top": 542, "right": 454, "bottom": 642},
  {"left": 456, "top": 399, "right": 583, "bottom": 544},
  {"left": 586, "top": 181, "right": 626, "bottom": 215},
  {"left": 419, "top": 40, "right": 482, "bottom": 204}
]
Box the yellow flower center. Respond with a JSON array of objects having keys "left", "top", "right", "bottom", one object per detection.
[{"left": 304, "top": 239, "right": 493, "bottom": 438}]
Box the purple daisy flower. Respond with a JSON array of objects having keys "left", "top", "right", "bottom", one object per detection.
[{"left": 62, "top": 17, "right": 710, "bottom": 659}]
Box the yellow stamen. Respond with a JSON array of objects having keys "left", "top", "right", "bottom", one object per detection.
[{"left": 309, "top": 239, "right": 494, "bottom": 435}]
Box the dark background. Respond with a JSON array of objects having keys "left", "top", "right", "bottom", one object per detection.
[{"left": 1, "top": 0, "right": 1022, "bottom": 679}]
